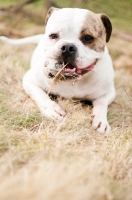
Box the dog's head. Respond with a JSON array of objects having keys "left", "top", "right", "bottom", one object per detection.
[{"left": 43, "top": 7, "right": 112, "bottom": 81}]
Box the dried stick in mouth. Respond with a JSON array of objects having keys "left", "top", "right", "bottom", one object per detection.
[
  {"left": 52, "top": 63, "right": 67, "bottom": 83},
  {"left": 47, "top": 63, "right": 67, "bottom": 94}
]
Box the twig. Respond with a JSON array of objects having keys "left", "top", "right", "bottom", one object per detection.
[
  {"left": 47, "top": 63, "right": 67, "bottom": 95},
  {"left": 123, "top": 86, "right": 132, "bottom": 101}
]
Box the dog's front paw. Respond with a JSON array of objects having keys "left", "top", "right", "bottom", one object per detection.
[
  {"left": 40, "top": 101, "right": 66, "bottom": 121},
  {"left": 91, "top": 115, "right": 111, "bottom": 133}
]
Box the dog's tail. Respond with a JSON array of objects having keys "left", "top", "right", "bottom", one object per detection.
[{"left": 0, "top": 34, "right": 44, "bottom": 45}]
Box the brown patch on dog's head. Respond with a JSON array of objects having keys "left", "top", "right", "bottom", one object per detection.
[
  {"left": 45, "top": 7, "right": 59, "bottom": 25},
  {"left": 80, "top": 11, "right": 112, "bottom": 52}
]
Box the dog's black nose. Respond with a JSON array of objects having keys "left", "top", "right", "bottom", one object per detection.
[
  {"left": 61, "top": 43, "right": 77, "bottom": 55},
  {"left": 61, "top": 43, "right": 77, "bottom": 64}
]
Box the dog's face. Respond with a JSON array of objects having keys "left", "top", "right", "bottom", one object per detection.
[{"left": 43, "top": 8, "right": 112, "bottom": 81}]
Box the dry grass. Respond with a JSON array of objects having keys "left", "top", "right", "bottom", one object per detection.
[{"left": 0, "top": 33, "right": 132, "bottom": 200}]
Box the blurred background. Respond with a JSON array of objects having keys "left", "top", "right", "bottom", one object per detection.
[
  {"left": 0, "top": 0, "right": 132, "bottom": 34},
  {"left": 0, "top": 0, "right": 132, "bottom": 69}
]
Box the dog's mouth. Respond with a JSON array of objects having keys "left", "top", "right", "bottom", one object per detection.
[
  {"left": 63, "top": 63, "right": 79, "bottom": 80},
  {"left": 64, "top": 61, "right": 97, "bottom": 75},
  {"left": 49, "top": 60, "right": 98, "bottom": 82}
]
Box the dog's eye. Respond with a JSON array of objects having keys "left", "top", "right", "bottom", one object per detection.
[
  {"left": 82, "top": 35, "right": 94, "bottom": 43},
  {"left": 49, "top": 34, "right": 59, "bottom": 40}
]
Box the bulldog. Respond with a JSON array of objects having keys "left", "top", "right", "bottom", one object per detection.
[{"left": 0, "top": 7, "right": 116, "bottom": 133}]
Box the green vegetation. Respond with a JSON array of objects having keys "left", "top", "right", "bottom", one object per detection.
[{"left": 0, "top": 0, "right": 132, "bottom": 32}]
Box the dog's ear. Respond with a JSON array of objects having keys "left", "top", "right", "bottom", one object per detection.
[
  {"left": 45, "top": 7, "right": 59, "bottom": 25},
  {"left": 99, "top": 14, "right": 112, "bottom": 43}
]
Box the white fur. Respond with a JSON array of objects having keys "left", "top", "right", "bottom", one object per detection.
[
  {"left": 0, "top": 8, "right": 116, "bottom": 133},
  {"left": 0, "top": 34, "right": 43, "bottom": 45}
]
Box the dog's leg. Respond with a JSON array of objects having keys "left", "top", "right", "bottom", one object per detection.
[
  {"left": 92, "top": 89, "right": 115, "bottom": 133},
  {"left": 23, "top": 70, "right": 66, "bottom": 120}
]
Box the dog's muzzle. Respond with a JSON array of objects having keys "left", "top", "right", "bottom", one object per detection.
[{"left": 46, "top": 42, "right": 98, "bottom": 81}]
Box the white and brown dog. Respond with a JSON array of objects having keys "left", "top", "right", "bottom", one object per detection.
[{"left": 0, "top": 7, "right": 116, "bottom": 133}]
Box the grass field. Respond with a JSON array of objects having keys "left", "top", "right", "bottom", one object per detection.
[{"left": 0, "top": 1, "right": 132, "bottom": 199}]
